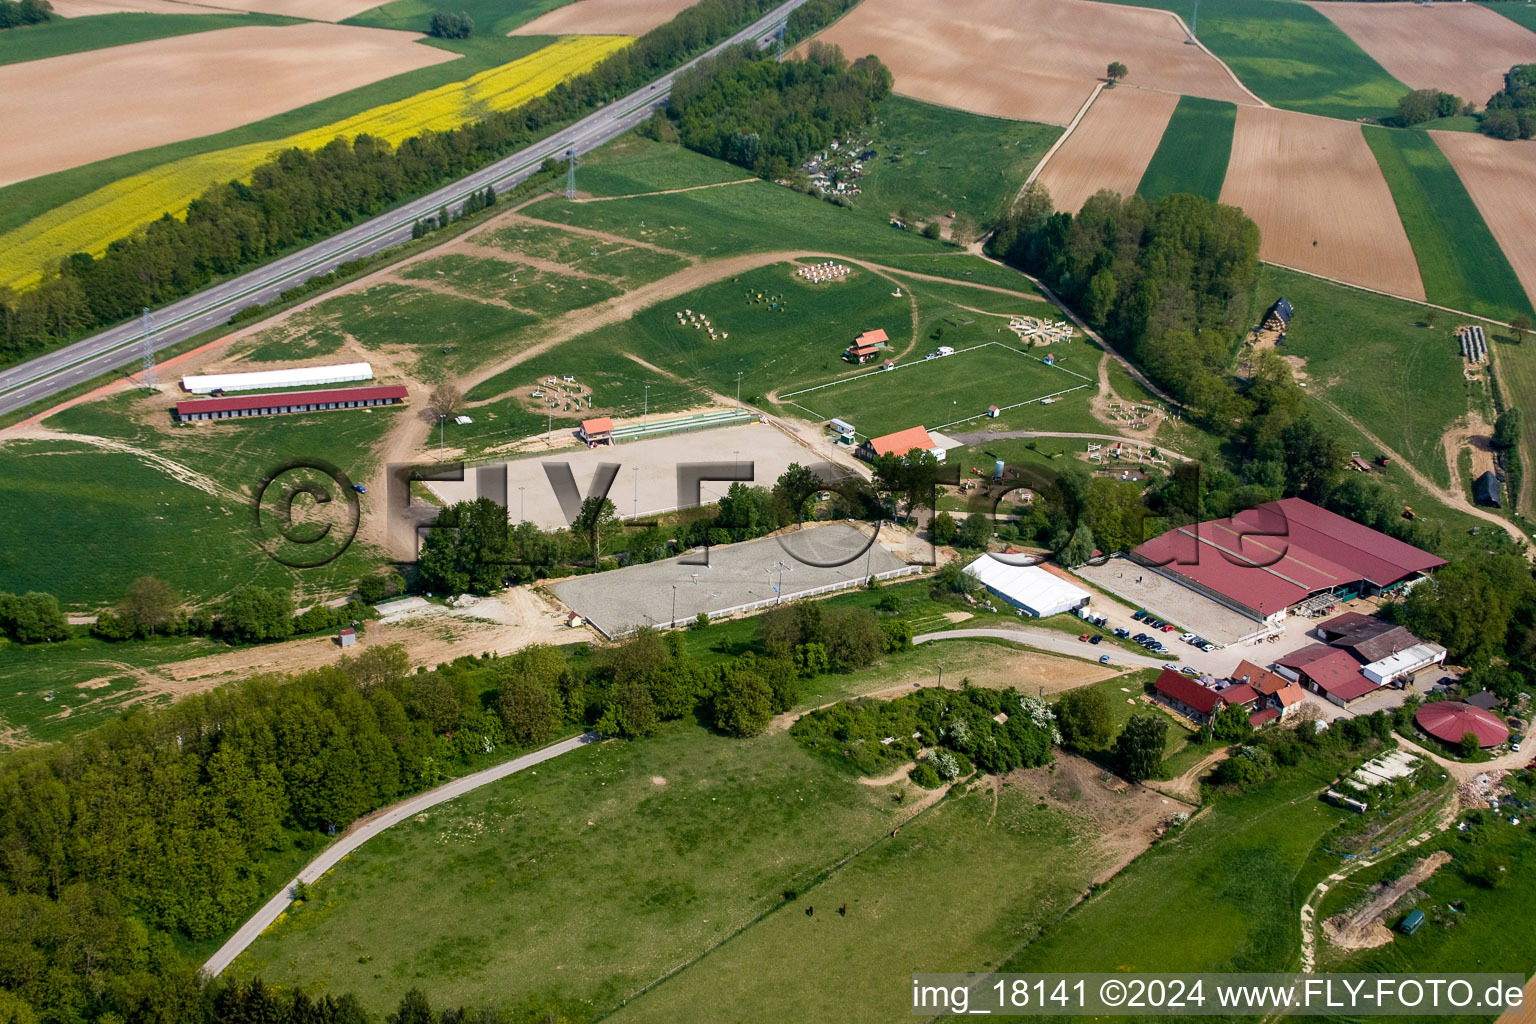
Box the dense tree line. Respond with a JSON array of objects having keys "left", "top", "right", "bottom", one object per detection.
[
  {"left": 1391, "top": 88, "right": 1469, "bottom": 128},
  {"left": 0, "top": 0, "right": 50, "bottom": 27},
  {"left": 652, "top": 42, "right": 892, "bottom": 179},
  {"left": 0, "top": 0, "right": 863, "bottom": 366},
  {"left": 1481, "top": 64, "right": 1536, "bottom": 139},
  {"left": 426, "top": 10, "right": 473, "bottom": 39}
]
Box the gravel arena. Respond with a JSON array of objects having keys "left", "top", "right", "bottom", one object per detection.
[{"left": 550, "top": 523, "right": 912, "bottom": 636}]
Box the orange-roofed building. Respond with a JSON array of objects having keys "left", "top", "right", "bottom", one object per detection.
[
  {"left": 857, "top": 425, "right": 943, "bottom": 462},
  {"left": 844, "top": 327, "right": 890, "bottom": 364},
  {"left": 579, "top": 417, "right": 613, "bottom": 446}
]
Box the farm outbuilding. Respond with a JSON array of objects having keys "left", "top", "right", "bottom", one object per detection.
[
  {"left": 961, "top": 555, "right": 1091, "bottom": 618},
  {"left": 1415, "top": 701, "right": 1509, "bottom": 748},
  {"left": 844, "top": 328, "right": 889, "bottom": 364},
  {"left": 579, "top": 417, "right": 613, "bottom": 446},
  {"left": 181, "top": 361, "right": 373, "bottom": 394},
  {"left": 857, "top": 425, "right": 946, "bottom": 462},
  {"left": 175, "top": 385, "right": 407, "bottom": 422},
  {"left": 1262, "top": 297, "right": 1293, "bottom": 332},
  {"left": 1474, "top": 470, "right": 1502, "bottom": 508}
]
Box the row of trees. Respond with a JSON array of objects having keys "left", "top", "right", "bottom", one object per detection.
[
  {"left": 654, "top": 42, "right": 893, "bottom": 179},
  {"left": 0, "top": 0, "right": 857, "bottom": 366},
  {"left": 0, "top": 0, "right": 50, "bottom": 28}
]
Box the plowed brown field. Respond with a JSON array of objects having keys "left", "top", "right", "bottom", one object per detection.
[
  {"left": 54, "top": 0, "right": 390, "bottom": 17},
  {"left": 1221, "top": 105, "right": 1423, "bottom": 298},
  {"left": 51, "top": 0, "right": 227, "bottom": 13},
  {"left": 1035, "top": 87, "right": 1180, "bottom": 212},
  {"left": 1432, "top": 130, "right": 1536, "bottom": 310},
  {"left": 1306, "top": 2, "right": 1536, "bottom": 110},
  {"left": 510, "top": 0, "right": 696, "bottom": 35},
  {"left": 812, "top": 0, "right": 1254, "bottom": 125},
  {"left": 0, "top": 24, "right": 457, "bottom": 187}
]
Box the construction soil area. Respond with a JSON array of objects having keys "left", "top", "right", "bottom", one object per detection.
[
  {"left": 1432, "top": 130, "right": 1536, "bottom": 312},
  {"left": 510, "top": 0, "right": 699, "bottom": 36},
  {"left": 0, "top": 23, "right": 456, "bottom": 186},
  {"left": 1034, "top": 87, "right": 1181, "bottom": 213},
  {"left": 1322, "top": 850, "right": 1451, "bottom": 950},
  {"left": 811, "top": 0, "right": 1253, "bottom": 126},
  {"left": 1221, "top": 106, "right": 1425, "bottom": 300},
  {"left": 1306, "top": 2, "right": 1536, "bottom": 111},
  {"left": 1005, "top": 753, "right": 1195, "bottom": 883}
]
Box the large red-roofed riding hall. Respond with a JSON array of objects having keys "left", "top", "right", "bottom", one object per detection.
[{"left": 175, "top": 385, "right": 407, "bottom": 421}]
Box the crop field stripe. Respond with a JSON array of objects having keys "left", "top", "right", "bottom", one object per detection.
[
  {"left": 1480, "top": 0, "right": 1536, "bottom": 33},
  {"left": 1363, "top": 126, "right": 1534, "bottom": 321},
  {"left": 1136, "top": 95, "right": 1236, "bottom": 202}
]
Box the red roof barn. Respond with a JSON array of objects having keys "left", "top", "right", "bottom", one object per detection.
[{"left": 1415, "top": 701, "right": 1509, "bottom": 748}]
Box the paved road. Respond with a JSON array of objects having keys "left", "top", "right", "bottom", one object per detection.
[
  {"left": 202, "top": 731, "right": 599, "bottom": 978},
  {"left": 914, "top": 627, "right": 1167, "bottom": 669},
  {"left": 0, "top": 0, "right": 810, "bottom": 417}
]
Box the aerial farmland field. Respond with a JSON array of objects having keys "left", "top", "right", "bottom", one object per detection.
[
  {"left": 1431, "top": 130, "right": 1536, "bottom": 316},
  {"left": 0, "top": 23, "right": 459, "bottom": 186},
  {"left": 1305, "top": 1, "right": 1536, "bottom": 111},
  {"left": 1221, "top": 105, "right": 1424, "bottom": 299},
  {"left": 1136, "top": 94, "right": 1236, "bottom": 202},
  {"left": 1034, "top": 85, "right": 1181, "bottom": 212},
  {"left": 509, "top": 0, "right": 699, "bottom": 35},
  {"left": 812, "top": 0, "right": 1253, "bottom": 126}
]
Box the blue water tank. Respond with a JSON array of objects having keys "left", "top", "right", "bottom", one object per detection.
[{"left": 994, "top": 460, "right": 1005, "bottom": 481}]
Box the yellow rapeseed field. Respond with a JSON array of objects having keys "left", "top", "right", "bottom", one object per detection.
[{"left": 0, "top": 35, "right": 629, "bottom": 292}]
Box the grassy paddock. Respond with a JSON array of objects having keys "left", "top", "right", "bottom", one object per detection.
[
  {"left": 855, "top": 96, "right": 1061, "bottom": 227},
  {"left": 1257, "top": 265, "right": 1481, "bottom": 488},
  {"left": 1363, "top": 127, "right": 1533, "bottom": 322},
  {"left": 563, "top": 136, "right": 757, "bottom": 197},
  {"left": 1137, "top": 96, "right": 1236, "bottom": 202},
  {"left": 1094, "top": 0, "right": 1408, "bottom": 120},
  {"left": 401, "top": 253, "right": 624, "bottom": 315}
]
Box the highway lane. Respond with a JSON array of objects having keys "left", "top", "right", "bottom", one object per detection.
[{"left": 0, "top": 0, "right": 808, "bottom": 417}]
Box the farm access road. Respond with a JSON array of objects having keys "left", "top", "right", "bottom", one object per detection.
[
  {"left": 0, "top": 0, "right": 813, "bottom": 418},
  {"left": 201, "top": 732, "right": 600, "bottom": 979},
  {"left": 914, "top": 627, "right": 1168, "bottom": 670}
]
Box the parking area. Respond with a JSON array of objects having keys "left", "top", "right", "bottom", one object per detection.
[
  {"left": 550, "top": 523, "right": 911, "bottom": 637},
  {"left": 1072, "top": 557, "right": 1264, "bottom": 646}
]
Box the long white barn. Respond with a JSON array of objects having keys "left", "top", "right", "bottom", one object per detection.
[{"left": 181, "top": 362, "right": 373, "bottom": 394}]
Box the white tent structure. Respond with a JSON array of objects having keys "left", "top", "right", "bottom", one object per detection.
[
  {"left": 962, "top": 555, "right": 1091, "bottom": 618},
  {"left": 1363, "top": 642, "right": 1446, "bottom": 686},
  {"left": 181, "top": 362, "right": 373, "bottom": 394}
]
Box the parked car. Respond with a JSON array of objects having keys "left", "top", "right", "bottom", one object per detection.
[
  {"left": 1114, "top": 627, "right": 1130, "bottom": 638},
  {"left": 1181, "top": 666, "right": 1199, "bottom": 676},
  {"left": 1200, "top": 642, "right": 1216, "bottom": 652},
  {"left": 1089, "top": 634, "right": 1102, "bottom": 645},
  {"left": 1132, "top": 610, "right": 1146, "bottom": 621},
  {"left": 1179, "top": 632, "right": 1195, "bottom": 643},
  {"left": 1161, "top": 624, "right": 1177, "bottom": 632},
  {"left": 1078, "top": 633, "right": 1091, "bottom": 642},
  {"left": 1099, "top": 654, "right": 1112, "bottom": 664}
]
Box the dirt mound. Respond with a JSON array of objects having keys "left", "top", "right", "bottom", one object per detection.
[{"left": 1322, "top": 850, "right": 1451, "bottom": 950}]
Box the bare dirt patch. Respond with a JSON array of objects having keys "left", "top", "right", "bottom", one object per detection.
[
  {"left": 0, "top": 24, "right": 457, "bottom": 186},
  {"left": 1322, "top": 850, "right": 1451, "bottom": 950},
  {"left": 1306, "top": 2, "right": 1536, "bottom": 112},
  {"left": 509, "top": 0, "right": 697, "bottom": 36},
  {"left": 1004, "top": 753, "right": 1194, "bottom": 882},
  {"left": 1442, "top": 409, "right": 1499, "bottom": 485},
  {"left": 1432, "top": 130, "right": 1536, "bottom": 312},
  {"left": 1221, "top": 106, "right": 1424, "bottom": 299},
  {"left": 812, "top": 0, "right": 1253, "bottom": 125},
  {"left": 1035, "top": 87, "right": 1181, "bottom": 213}
]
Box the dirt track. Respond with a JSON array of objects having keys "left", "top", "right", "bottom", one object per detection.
[
  {"left": 813, "top": 0, "right": 1253, "bottom": 125},
  {"left": 1221, "top": 106, "right": 1424, "bottom": 300},
  {"left": 1034, "top": 87, "right": 1180, "bottom": 213},
  {"left": 0, "top": 24, "right": 456, "bottom": 186},
  {"left": 1307, "top": 2, "right": 1536, "bottom": 111}
]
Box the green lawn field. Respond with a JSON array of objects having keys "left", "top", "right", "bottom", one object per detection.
[
  {"left": 1137, "top": 96, "right": 1237, "bottom": 202},
  {"left": 1093, "top": 0, "right": 1409, "bottom": 120},
  {"left": 229, "top": 723, "right": 924, "bottom": 1015},
  {"left": 401, "top": 253, "right": 624, "bottom": 315},
  {"left": 781, "top": 341, "right": 1092, "bottom": 439},
  {"left": 0, "top": 11, "right": 293, "bottom": 67},
  {"left": 1256, "top": 266, "right": 1482, "bottom": 489},
  {"left": 345, "top": 0, "right": 565, "bottom": 37},
  {"left": 868, "top": 252, "right": 1044, "bottom": 292},
  {"left": 1363, "top": 127, "right": 1533, "bottom": 322},
  {"left": 481, "top": 219, "right": 693, "bottom": 286},
  {"left": 561, "top": 135, "right": 758, "bottom": 198},
  {"left": 855, "top": 96, "right": 1061, "bottom": 227}
]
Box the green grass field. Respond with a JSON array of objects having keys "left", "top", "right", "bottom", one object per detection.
[
  {"left": 481, "top": 220, "right": 692, "bottom": 286},
  {"left": 855, "top": 96, "right": 1061, "bottom": 227},
  {"left": 1256, "top": 266, "right": 1481, "bottom": 489},
  {"left": 1002, "top": 762, "right": 1352, "bottom": 975},
  {"left": 229, "top": 723, "right": 923, "bottom": 1014},
  {"left": 522, "top": 177, "right": 952, "bottom": 262},
  {"left": 866, "top": 252, "right": 1043, "bottom": 292},
  {"left": 0, "top": 11, "right": 293, "bottom": 66},
  {"left": 780, "top": 341, "right": 1092, "bottom": 439},
  {"left": 0, "top": 33, "right": 553, "bottom": 239},
  {"left": 564, "top": 135, "right": 758, "bottom": 198},
  {"left": 1137, "top": 96, "right": 1236, "bottom": 202},
  {"left": 1363, "top": 127, "right": 1533, "bottom": 322},
  {"left": 609, "top": 771, "right": 1104, "bottom": 1023},
  {"left": 401, "top": 253, "right": 624, "bottom": 315},
  {"left": 236, "top": 322, "right": 349, "bottom": 364},
  {"left": 1095, "top": 0, "right": 1409, "bottom": 120},
  {"left": 345, "top": 0, "right": 565, "bottom": 37},
  {"left": 1480, "top": 0, "right": 1536, "bottom": 33},
  {"left": 0, "top": 633, "right": 223, "bottom": 746}
]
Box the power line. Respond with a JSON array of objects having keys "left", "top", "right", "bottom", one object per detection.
[
  {"left": 138, "top": 307, "right": 158, "bottom": 391},
  {"left": 565, "top": 148, "right": 576, "bottom": 200}
]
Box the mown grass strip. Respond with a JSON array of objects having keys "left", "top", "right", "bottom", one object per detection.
[
  {"left": 1363, "top": 125, "right": 1533, "bottom": 321},
  {"left": 1137, "top": 95, "right": 1236, "bottom": 202}
]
